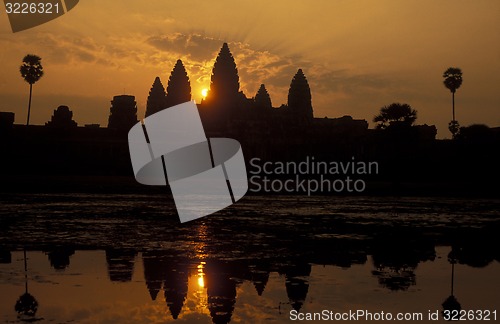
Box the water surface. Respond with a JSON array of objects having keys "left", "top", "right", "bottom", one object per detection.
[{"left": 0, "top": 194, "right": 498, "bottom": 323}]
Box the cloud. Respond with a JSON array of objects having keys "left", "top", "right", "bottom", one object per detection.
[
  {"left": 146, "top": 33, "right": 221, "bottom": 62},
  {"left": 0, "top": 26, "right": 400, "bottom": 126}
]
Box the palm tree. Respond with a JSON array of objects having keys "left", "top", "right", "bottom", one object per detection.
[
  {"left": 442, "top": 67, "right": 462, "bottom": 124},
  {"left": 20, "top": 54, "right": 44, "bottom": 126},
  {"left": 442, "top": 246, "right": 461, "bottom": 319},
  {"left": 15, "top": 250, "right": 39, "bottom": 320}
]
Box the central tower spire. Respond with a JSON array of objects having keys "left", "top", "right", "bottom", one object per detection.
[{"left": 206, "top": 43, "right": 240, "bottom": 110}]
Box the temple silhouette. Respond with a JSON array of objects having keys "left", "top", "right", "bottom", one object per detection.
[
  {"left": 0, "top": 42, "right": 499, "bottom": 195},
  {"left": 104, "top": 42, "right": 369, "bottom": 138}
]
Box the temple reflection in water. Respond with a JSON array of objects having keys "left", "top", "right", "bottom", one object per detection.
[
  {"left": 0, "top": 239, "right": 497, "bottom": 323},
  {"left": 0, "top": 195, "right": 498, "bottom": 323}
]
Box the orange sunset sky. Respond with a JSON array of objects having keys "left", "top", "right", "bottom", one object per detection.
[{"left": 0, "top": 0, "right": 499, "bottom": 138}]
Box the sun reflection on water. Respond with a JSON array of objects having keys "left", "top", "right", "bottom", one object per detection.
[
  {"left": 193, "top": 222, "right": 208, "bottom": 259},
  {"left": 193, "top": 261, "right": 208, "bottom": 312},
  {"left": 197, "top": 262, "right": 206, "bottom": 288}
]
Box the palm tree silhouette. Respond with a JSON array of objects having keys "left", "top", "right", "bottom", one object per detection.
[
  {"left": 20, "top": 54, "right": 44, "bottom": 126},
  {"left": 442, "top": 246, "right": 461, "bottom": 320},
  {"left": 373, "top": 103, "right": 417, "bottom": 129},
  {"left": 15, "top": 250, "right": 40, "bottom": 321},
  {"left": 443, "top": 67, "right": 462, "bottom": 136}
]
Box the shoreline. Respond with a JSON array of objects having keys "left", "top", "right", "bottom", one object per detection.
[{"left": 0, "top": 174, "right": 498, "bottom": 198}]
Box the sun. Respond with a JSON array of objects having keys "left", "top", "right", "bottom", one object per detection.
[{"left": 201, "top": 88, "right": 208, "bottom": 98}]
